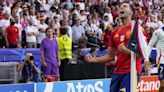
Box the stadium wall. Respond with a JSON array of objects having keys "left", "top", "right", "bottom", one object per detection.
[{"left": 0, "top": 76, "right": 160, "bottom": 92}]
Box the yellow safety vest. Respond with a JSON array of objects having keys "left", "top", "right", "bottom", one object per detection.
[{"left": 57, "top": 35, "right": 72, "bottom": 59}]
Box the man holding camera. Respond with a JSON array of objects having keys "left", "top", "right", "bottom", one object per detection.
[{"left": 17, "top": 53, "right": 41, "bottom": 83}]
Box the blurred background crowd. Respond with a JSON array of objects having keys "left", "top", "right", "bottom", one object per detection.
[
  {"left": 0, "top": 0, "right": 163, "bottom": 82},
  {"left": 0, "top": 0, "right": 163, "bottom": 49}
]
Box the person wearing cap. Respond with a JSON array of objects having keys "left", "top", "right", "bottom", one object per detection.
[
  {"left": 17, "top": 53, "right": 41, "bottom": 83},
  {"left": 22, "top": 5, "right": 29, "bottom": 12},
  {"left": 36, "top": 15, "right": 48, "bottom": 48}
]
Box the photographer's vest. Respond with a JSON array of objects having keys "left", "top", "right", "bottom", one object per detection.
[{"left": 57, "top": 35, "right": 72, "bottom": 59}]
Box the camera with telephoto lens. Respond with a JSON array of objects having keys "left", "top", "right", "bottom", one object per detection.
[{"left": 29, "top": 56, "right": 34, "bottom": 61}]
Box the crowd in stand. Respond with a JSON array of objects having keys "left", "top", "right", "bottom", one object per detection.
[
  {"left": 0, "top": 0, "right": 163, "bottom": 82},
  {"left": 0, "top": 0, "right": 163, "bottom": 49}
]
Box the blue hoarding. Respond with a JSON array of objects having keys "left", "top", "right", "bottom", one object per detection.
[
  {"left": 36, "top": 79, "right": 111, "bottom": 92},
  {"left": 0, "top": 83, "right": 34, "bottom": 92}
]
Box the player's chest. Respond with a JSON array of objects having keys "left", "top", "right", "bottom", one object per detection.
[{"left": 113, "top": 29, "right": 131, "bottom": 45}]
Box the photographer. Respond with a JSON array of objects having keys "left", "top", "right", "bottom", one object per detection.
[{"left": 17, "top": 53, "right": 41, "bottom": 83}]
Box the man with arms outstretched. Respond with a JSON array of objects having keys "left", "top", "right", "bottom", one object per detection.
[{"left": 86, "top": 3, "right": 146, "bottom": 92}]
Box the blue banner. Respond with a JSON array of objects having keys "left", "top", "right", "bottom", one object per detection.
[
  {"left": 36, "top": 79, "right": 111, "bottom": 92},
  {"left": 0, "top": 83, "right": 34, "bottom": 92}
]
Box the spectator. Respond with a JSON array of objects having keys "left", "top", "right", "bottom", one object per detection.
[
  {"left": 14, "top": 16, "right": 23, "bottom": 46},
  {"left": 84, "top": 47, "right": 97, "bottom": 62},
  {"left": 5, "top": 18, "right": 20, "bottom": 48},
  {"left": 40, "top": 28, "right": 60, "bottom": 82},
  {"left": 29, "top": 7, "right": 38, "bottom": 26},
  {"left": 74, "top": 4, "right": 81, "bottom": 18},
  {"left": 37, "top": 15, "right": 48, "bottom": 48},
  {"left": 60, "top": 19, "right": 72, "bottom": 39},
  {"left": 50, "top": 19, "right": 60, "bottom": 37},
  {"left": 79, "top": 10, "right": 87, "bottom": 25},
  {"left": 17, "top": 53, "right": 41, "bottom": 83},
  {"left": 103, "top": 15, "right": 110, "bottom": 30},
  {"left": 20, "top": 13, "right": 29, "bottom": 48},
  {"left": 101, "top": 24, "right": 113, "bottom": 46},
  {"left": 62, "top": 4, "right": 70, "bottom": 21},
  {"left": 3, "top": 0, "right": 12, "bottom": 14},
  {"left": 103, "top": 7, "right": 113, "bottom": 24},
  {"left": 26, "top": 19, "right": 39, "bottom": 48},
  {"left": 0, "top": 13, "right": 10, "bottom": 29},
  {"left": 84, "top": 19, "right": 98, "bottom": 45},
  {"left": 61, "top": 0, "right": 74, "bottom": 10},
  {"left": 72, "top": 19, "right": 87, "bottom": 48}
]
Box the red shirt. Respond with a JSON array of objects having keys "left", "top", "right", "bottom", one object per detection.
[
  {"left": 6, "top": 25, "right": 19, "bottom": 45},
  {"left": 107, "top": 24, "right": 142, "bottom": 74}
]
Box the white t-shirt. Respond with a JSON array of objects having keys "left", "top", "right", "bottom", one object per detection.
[
  {"left": 157, "top": 21, "right": 164, "bottom": 28},
  {"left": 93, "top": 24, "right": 102, "bottom": 40},
  {"left": 103, "top": 21, "right": 110, "bottom": 30},
  {"left": 3, "top": 5, "right": 11, "bottom": 14},
  {"left": 30, "top": 15, "right": 39, "bottom": 26},
  {"left": 36, "top": 23, "right": 48, "bottom": 44},
  {"left": 0, "top": 19, "right": 10, "bottom": 28},
  {"left": 103, "top": 13, "right": 113, "bottom": 24},
  {"left": 78, "top": 15, "right": 87, "bottom": 26},
  {"left": 74, "top": 10, "right": 80, "bottom": 18},
  {"left": 15, "top": 23, "right": 23, "bottom": 42},
  {"left": 76, "top": 2, "right": 85, "bottom": 10},
  {"left": 67, "top": 25, "right": 72, "bottom": 39},
  {"left": 43, "top": 3, "right": 51, "bottom": 11},
  {"left": 146, "top": 22, "right": 158, "bottom": 28},
  {"left": 26, "top": 25, "right": 39, "bottom": 42}
]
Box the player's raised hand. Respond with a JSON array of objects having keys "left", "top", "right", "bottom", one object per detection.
[
  {"left": 118, "top": 44, "right": 127, "bottom": 53},
  {"left": 144, "top": 61, "right": 151, "bottom": 76},
  {"left": 84, "top": 54, "right": 97, "bottom": 62}
]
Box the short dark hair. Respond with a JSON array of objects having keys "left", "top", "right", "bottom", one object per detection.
[
  {"left": 60, "top": 28, "right": 67, "bottom": 35},
  {"left": 80, "top": 10, "right": 84, "bottom": 13},
  {"left": 45, "top": 27, "right": 52, "bottom": 33},
  {"left": 90, "top": 48, "right": 96, "bottom": 53}
]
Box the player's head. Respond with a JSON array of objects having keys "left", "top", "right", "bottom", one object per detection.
[
  {"left": 45, "top": 28, "right": 53, "bottom": 38},
  {"left": 119, "top": 3, "right": 133, "bottom": 19}
]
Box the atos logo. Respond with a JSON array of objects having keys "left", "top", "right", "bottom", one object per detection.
[
  {"left": 9, "top": 91, "right": 27, "bottom": 92},
  {"left": 67, "top": 81, "right": 104, "bottom": 92}
]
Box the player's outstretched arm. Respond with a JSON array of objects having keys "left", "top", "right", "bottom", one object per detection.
[{"left": 86, "top": 46, "right": 115, "bottom": 63}]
